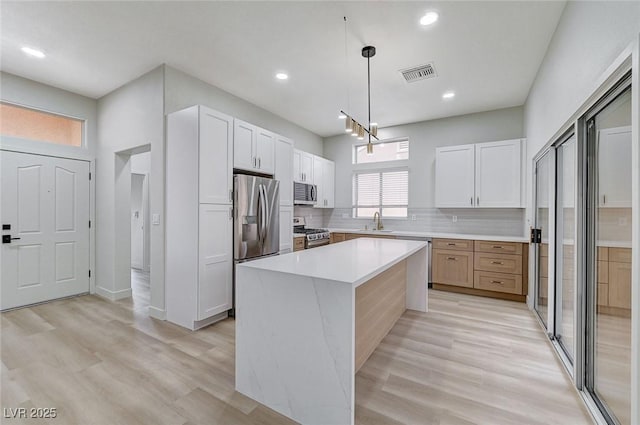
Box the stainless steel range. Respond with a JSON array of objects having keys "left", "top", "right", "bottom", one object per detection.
[{"left": 293, "top": 217, "right": 330, "bottom": 249}]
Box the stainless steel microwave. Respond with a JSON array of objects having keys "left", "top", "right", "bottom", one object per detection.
[{"left": 293, "top": 182, "right": 317, "bottom": 205}]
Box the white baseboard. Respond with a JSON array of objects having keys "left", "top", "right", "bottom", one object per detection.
[
  {"left": 95, "top": 286, "right": 132, "bottom": 301},
  {"left": 148, "top": 305, "right": 166, "bottom": 320}
]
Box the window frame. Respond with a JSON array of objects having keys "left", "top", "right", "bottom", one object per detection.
[
  {"left": 352, "top": 138, "right": 409, "bottom": 165},
  {"left": 352, "top": 166, "right": 409, "bottom": 219}
]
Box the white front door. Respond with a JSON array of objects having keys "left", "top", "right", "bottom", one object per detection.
[{"left": 1, "top": 151, "right": 90, "bottom": 310}]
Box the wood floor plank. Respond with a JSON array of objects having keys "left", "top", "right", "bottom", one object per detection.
[{"left": 0, "top": 274, "right": 593, "bottom": 425}]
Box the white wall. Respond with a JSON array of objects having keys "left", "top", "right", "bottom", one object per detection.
[
  {"left": 164, "top": 65, "right": 323, "bottom": 156},
  {"left": 322, "top": 107, "right": 525, "bottom": 236},
  {"left": 96, "top": 66, "right": 164, "bottom": 315},
  {"left": 524, "top": 1, "right": 640, "bottom": 224}
]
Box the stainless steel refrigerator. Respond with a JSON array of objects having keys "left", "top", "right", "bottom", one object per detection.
[{"left": 233, "top": 174, "right": 280, "bottom": 262}]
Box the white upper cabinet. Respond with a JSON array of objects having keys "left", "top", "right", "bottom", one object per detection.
[
  {"left": 256, "top": 128, "right": 275, "bottom": 174},
  {"left": 435, "top": 144, "right": 476, "bottom": 208},
  {"left": 598, "top": 126, "right": 631, "bottom": 207},
  {"left": 199, "top": 108, "right": 233, "bottom": 204},
  {"left": 475, "top": 139, "right": 522, "bottom": 207},
  {"left": 233, "top": 119, "right": 275, "bottom": 174},
  {"left": 275, "top": 135, "right": 294, "bottom": 206},
  {"left": 233, "top": 119, "right": 256, "bottom": 172},
  {"left": 435, "top": 139, "right": 524, "bottom": 208},
  {"left": 323, "top": 160, "right": 335, "bottom": 208},
  {"left": 293, "top": 149, "right": 313, "bottom": 183},
  {"left": 312, "top": 156, "right": 335, "bottom": 209}
]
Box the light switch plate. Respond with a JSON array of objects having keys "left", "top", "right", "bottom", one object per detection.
[
  {"left": 152, "top": 213, "right": 160, "bottom": 225},
  {"left": 411, "top": 214, "right": 417, "bottom": 221},
  {"left": 452, "top": 215, "right": 458, "bottom": 223}
]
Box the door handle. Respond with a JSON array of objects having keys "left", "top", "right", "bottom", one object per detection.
[
  {"left": 2, "top": 235, "right": 20, "bottom": 244},
  {"left": 258, "top": 157, "right": 261, "bottom": 169}
]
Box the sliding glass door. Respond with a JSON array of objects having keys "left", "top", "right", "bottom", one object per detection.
[
  {"left": 534, "top": 152, "right": 551, "bottom": 328},
  {"left": 585, "top": 79, "right": 632, "bottom": 425},
  {"left": 555, "top": 134, "right": 577, "bottom": 362}
]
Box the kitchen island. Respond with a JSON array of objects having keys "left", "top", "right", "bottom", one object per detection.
[{"left": 235, "top": 238, "right": 428, "bottom": 425}]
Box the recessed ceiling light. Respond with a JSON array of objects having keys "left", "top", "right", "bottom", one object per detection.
[
  {"left": 338, "top": 114, "right": 347, "bottom": 119},
  {"left": 21, "top": 46, "right": 45, "bottom": 58},
  {"left": 442, "top": 91, "right": 455, "bottom": 99},
  {"left": 275, "top": 72, "right": 288, "bottom": 80},
  {"left": 420, "top": 12, "right": 439, "bottom": 26}
]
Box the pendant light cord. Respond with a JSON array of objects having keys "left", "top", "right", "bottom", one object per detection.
[
  {"left": 367, "top": 54, "right": 371, "bottom": 144},
  {"left": 344, "top": 16, "right": 350, "bottom": 114}
]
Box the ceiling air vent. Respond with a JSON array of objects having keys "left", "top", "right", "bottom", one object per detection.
[{"left": 400, "top": 63, "right": 437, "bottom": 83}]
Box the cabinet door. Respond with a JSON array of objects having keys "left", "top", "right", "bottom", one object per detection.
[
  {"left": 275, "top": 136, "right": 294, "bottom": 206},
  {"left": 475, "top": 139, "right": 521, "bottom": 207},
  {"left": 198, "top": 204, "right": 233, "bottom": 320},
  {"left": 279, "top": 206, "right": 293, "bottom": 253},
  {"left": 435, "top": 145, "right": 475, "bottom": 208},
  {"left": 608, "top": 261, "right": 631, "bottom": 309},
  {"left": 432, "top": 249, "right": 474, "bottom": 288},
  {"left": 293, "top": 149, "right": 302, "bottom": 182},
  {"left": 200, "top": 108, "right": 233, "bottom": 204},
  {"left": 256, "top": 128, "right": 275, "bottom": 174},
  {"left": 234, "top": 119, "right": 257, "bottom": 171},
  {"left": 598, "top": 126, "right": 631, "bottom": 207},
  {"left": 300, "top": 152, "right": 314, "bottom": 183},
  {"left": 323, "top": 159, "right": 335, "bottom": 208},
  {"left": 313, "top": 156, "right": 324, "bottom": 209}
]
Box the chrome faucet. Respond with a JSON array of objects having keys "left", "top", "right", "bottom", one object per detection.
[{"left": 373, "top": 211, "right": 383, "bottom": 230}]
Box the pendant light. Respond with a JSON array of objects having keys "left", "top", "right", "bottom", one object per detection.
[{"left": 339, "top": 17, "right": 379, "bottom": 152}]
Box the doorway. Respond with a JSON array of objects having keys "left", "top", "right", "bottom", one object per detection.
[
  {"left": 0, "top": 150, "right": 90, "bottom": 310},
  {"left": 129, "top": 151, "right": 150, "bottom": 312},
  {"left": 533, "top": 150, "right": 551, "bottom": 329}
]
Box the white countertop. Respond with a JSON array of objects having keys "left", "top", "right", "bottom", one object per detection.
[
  {"left": 239, "top": 237, "right": 427, "bottom": 287},
  {"left": 327, "top": 228, "right": 529, "bottom": 243},
  {"left": 293, "top": 233, "right": 306, "bottom": 237}
]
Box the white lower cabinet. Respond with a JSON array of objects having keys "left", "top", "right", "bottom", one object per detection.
[
  {"left": 198, "top": 204, "right": 233, "bottom": 320},
  {"left": 279, "top": 206, "right": 294, "bottom": 253}
]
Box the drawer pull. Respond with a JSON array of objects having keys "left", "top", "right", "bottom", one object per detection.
[
  {"left": 491, "top": 280, "right": 504, "bottom": 285},
  {"left": 492, "top": 245, "right": 503, "bottom": 249},
  {"left": 447, "top": 257, "right": 457, "bottom": 261},
  {"left": 447, "top": 243, "right": 456, "bottom": 246},
  {"left": 491, "top": 261, "right": 504, "bottom": 265}
]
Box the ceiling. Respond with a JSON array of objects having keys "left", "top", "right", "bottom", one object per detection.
[{"left": 1, "top": 1, "right": 566, "bottom": 137}]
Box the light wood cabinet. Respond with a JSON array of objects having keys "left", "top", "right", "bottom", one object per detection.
[
  {"left": 433, "top": 237, "right": 528, "bottom": 302},
  {"left": 433, "top": 238, "right": 473, "bottom": 251},
  {"left": 432, "top": 249, "right": 474, "bottom": 288},
  {"left": 293, "top": 237, "right": 305, "bottom": 252},
  {"left": 330, "top": 233, "right": 346, "bottom": 244},
  {"left": 345, "top": 233, "right": 396, "bottom": 241}
]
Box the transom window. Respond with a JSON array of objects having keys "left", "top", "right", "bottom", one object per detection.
[
  {"left": 354, "top": 139, "right": 409, "bottom": 164},
  {"left": 0, "top": 102, "right": 83, "bottom": 147}
]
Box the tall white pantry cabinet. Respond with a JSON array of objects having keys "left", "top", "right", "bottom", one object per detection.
[{"left": 166, "top": 105, "right": 233, "bottom": 330}]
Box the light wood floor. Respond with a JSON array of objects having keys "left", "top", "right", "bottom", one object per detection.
[{"left": 1, "top": 286, "right": 593, "bottom": 425}]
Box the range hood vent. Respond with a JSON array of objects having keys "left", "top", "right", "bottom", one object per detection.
[{"left": 400, "top": 63, "right": 437, "bottom": 83}]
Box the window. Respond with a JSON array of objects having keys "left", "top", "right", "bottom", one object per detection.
[
  {"left": 354, "top": 139, "right": 408, "bottom": 164},
  {"left": 0, "top": 102, "right": 83, "bottom": 147},
  {"left": 352, "top": 169, "right": 408, "bottom": 218}
]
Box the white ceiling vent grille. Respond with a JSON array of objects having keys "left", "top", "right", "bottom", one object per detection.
[{"left": 400, "top": 63, "right": 437, "bottom": 83}]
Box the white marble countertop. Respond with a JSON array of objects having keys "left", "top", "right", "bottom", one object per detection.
[
  {"left": 239, "top": 237, "right": 427, "bottom": 287},
  {"left": 293, "top": 233, "right": 306, "bottom": 237},
  {"left": 326, "top": 228, "right": 529, "bottom": 243}
]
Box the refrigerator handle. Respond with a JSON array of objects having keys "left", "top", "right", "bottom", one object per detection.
[{"left": 258, "top": 184, "right": 267, "bottom": 246}]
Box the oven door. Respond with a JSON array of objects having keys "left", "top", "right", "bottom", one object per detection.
[{"left": 306, "top": 238, "right": 330, "bottom": 249}]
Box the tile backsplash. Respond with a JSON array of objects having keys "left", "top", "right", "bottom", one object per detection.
[
  {"left": 323, "top": 208, "right": 526, "bottom": 237},
  {"left": 293, "top": 206, "right": 325, "bottom": 228}
]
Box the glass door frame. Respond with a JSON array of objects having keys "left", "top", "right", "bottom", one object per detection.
[
  {"left": 532, "top": 148, "right": 555, "bottom": 334},
  {"left": 580, "top": 73, "right": 632, "bottom": 425}
]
